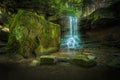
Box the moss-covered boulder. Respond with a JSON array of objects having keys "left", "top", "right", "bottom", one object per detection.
[
  {"left": 70, "top": 53, "right": 96, "bottom": 68},
  {"left": 70, "top": 58, "right": 96, "bottom": 67},
  {"left": 39, "top": 56, "right": 56, "bottom": 65},
  {"left": 7, "top": 10, "right": 60, "bottom": 57}
]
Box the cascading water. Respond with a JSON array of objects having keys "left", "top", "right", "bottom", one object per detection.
[{"left": 61, "top": 16, "right": 82, "bottom": 50}]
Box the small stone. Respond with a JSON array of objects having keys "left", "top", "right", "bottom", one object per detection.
[{"left": 30, "top": 60, "right": 39, "bottom": 66}]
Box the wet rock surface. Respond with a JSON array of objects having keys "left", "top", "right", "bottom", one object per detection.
[
  {"left": 0, "top": 27, "right": 9, "bottom": 41},
  {"left": 0, "top": 40, "right": 7, "bottom": 54},
  {"left": 80, "top": 1, "right": 120, "bottom": 49}
]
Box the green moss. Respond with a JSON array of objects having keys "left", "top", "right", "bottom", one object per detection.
[
  {"left": 7, "top": 10, "right": 60, "bottom": 57},
  {"left": 15, "top": 26, "right": 23, "bottom": 40},
  {"left": 70, "top": 58, "right": 96, "bottom": 68},
  {"left": 35, "top": 46, "right": 58, "bottom": 55},
  {"left": 70, "top": 53, "right": 96, "bottom": 68},
  {"left": 39, "top": 56, "right": 56, "bottom": 65},
  {"left": 35, "top": 22, "right": 60, "bottom": 55}
]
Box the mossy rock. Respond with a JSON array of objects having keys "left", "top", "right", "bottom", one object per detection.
[
  {"left": 39, "top": 56, "right": 57, "bottom": 65},
  {"left": 7, "top": 10, "right": 60, "bottom": 57},
  {"left": 70, "top": 58, "right": 96, "bottom": 67},
  {"left": 70, "top": 54, "right": 96, "bottom": 68}
]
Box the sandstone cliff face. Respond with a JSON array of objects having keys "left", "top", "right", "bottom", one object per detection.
[{"left": 80, "top": 1, "right": 120, "bottom": 48}]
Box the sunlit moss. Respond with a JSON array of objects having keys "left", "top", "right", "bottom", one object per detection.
[
  {"left": 52, "top": 30, "right": 55, "bottom": 38},
  {"left": 15, "top": 26, "right": 23, "bottom": 41}
]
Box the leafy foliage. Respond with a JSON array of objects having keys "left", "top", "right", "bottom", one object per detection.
[
  {"left": 0, "top": 0, "right": 83, "bottom": 18},
  {"left": 1, "top": 0, "right": 119, "bottom": 18}
]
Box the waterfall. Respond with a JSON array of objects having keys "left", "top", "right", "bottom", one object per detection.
[
  {"left": 61, "top": 16, "right": 81, "bottom": 50},
  {"left": 66, "top": 16, "right": 80, "bottom": 49},
  {"left": 69, "top": 16, "right": 78, "bottom": 36}
]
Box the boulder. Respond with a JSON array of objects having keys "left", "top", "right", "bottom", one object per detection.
[
  {"left": 7, "top": 10, "right": 60, "bottom": 57},
  {"left": 70, "top": 53, "right": 96, "bottom": 68}
]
